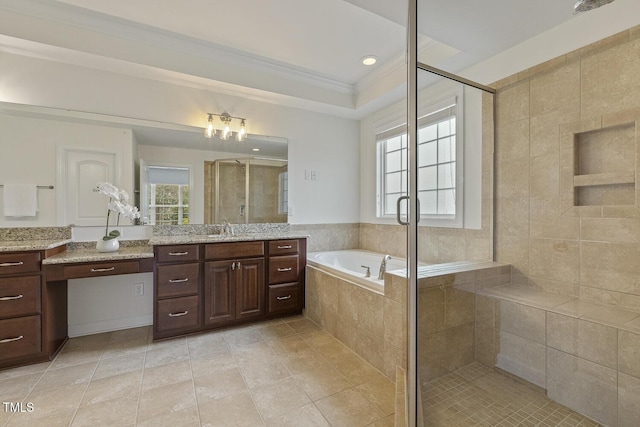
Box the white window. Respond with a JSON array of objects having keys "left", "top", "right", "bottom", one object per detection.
[
  {"left": 147, "top": 166, "right": 190, "bottom": 225},
  {"left": 377, "top": 96, "right": 464, "bottom": 227}
]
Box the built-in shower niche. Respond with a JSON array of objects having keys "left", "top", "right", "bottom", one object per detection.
[{"left": 560, "top": 109, "right": 640, "bottom": 215}]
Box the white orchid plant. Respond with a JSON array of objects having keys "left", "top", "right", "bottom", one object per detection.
[{"left": 93, "top": 182, "right": 141, "bottom": 240}]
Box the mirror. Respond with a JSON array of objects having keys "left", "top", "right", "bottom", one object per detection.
[
  {"left": 0, "top": 101, "right": 288, "bottom": 226},
  {"left": 138, "top": 132, "right": 288, "bottom": 225}
]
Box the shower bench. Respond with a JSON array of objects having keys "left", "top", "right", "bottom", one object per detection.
[{"left": 473, "top": 275, "right": 640, "bottom": 426}]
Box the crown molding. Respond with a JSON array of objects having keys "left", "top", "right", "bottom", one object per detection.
[{"left": 0, "top": 0, "right": 354, "bottom": 96}]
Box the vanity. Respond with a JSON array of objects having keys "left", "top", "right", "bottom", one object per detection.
[
  {"left": 152, "top": 235, "right": 307, "bottom": 340},
  {"left": 0, "top": 228, "right": 307, "bottom": 370}
]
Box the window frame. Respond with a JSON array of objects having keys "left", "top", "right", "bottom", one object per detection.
[
  {"left": 148, "top": 183, "right": 190, "bottom": 225},
  {"left": 376, "top": 90, "right": 464, "bottom": 228}
]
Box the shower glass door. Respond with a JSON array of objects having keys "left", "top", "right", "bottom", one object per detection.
[
  {"left": 412, "top": 69, "right": 496, "bottom": 426},
  {"left": 408, "top": 1, "right": 496, "bottom": 424}
]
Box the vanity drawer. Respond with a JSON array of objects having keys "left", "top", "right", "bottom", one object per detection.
[
  {"left": 0, "top": 276, "right": 40, "bottom": 318},
  {"left": 63, "top": 261, "right": 140, "bottom": 279},
  {"left": 156, "top": 295, "right": 200, "bottom": 333},
  {"left": 267, "top": 283, "right": 300, "bottom": 314},
  {"left": 157, "top": 263, "right": 200, "bottom": 298},
  {"left": 269, "top": 255, "right": 299, "bottom": 284},
  {"left": 0, "top": 315, "right": 41, "bottom": 361},
  {"left": 268, "top": 240, "right": 299, "bottom": 256},
  {"left": 0, "top": 252, "right": 41, "bottom": 276},
  {"left": 156, "top": 245, "right": 200, "bottom": 264},
  {"left": 205, "top": 241, "right": 264, "bottom": 260}
]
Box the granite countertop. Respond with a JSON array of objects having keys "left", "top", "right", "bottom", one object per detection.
[
  {"left": 1, "top": 230, "right": 307, "bottom": 263},
  {"left": 0, "top": 239, "right": 72, "bottom": 252},
  {"left": 42, "top": 245, "right": 154, "bottom": 265},
  {"left": 148, "top": 232, "right": 309, "bottom": 246}
]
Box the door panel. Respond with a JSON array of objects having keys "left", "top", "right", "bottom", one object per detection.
[
  {"left": 236, "top": 258, "right": 264, "bottom": 319},
  {"left": 60, "top": 149, "right": 118, "bottom": 226},
  {"left": 204, "top": 261, "right": 236, "bottom": 325}
]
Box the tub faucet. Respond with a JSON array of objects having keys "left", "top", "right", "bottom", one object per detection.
[
  {"left": 361, "top": 265, "right": 371, "bottom": 278},
  {"left": 378, "top": 255, "right": 392, "bottom": 280}
]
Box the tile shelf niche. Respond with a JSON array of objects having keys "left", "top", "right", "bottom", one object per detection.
[{"left": 560, "top": 108, "right": 640, "bottom": 216}]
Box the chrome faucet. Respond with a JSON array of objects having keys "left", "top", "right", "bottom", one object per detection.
[
  {"left": 222, "top": 222, "right": 235, "bottom": 236},
  {"left": 378, "top": 255, "right": 392, "bottom": 280},
  {"left": 361, "top": 265, "right": 371, "bottom": 278}
]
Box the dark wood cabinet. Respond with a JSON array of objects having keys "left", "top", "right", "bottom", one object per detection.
[
  {"left": 203, "top": 260, "right": 236, "bottom": 325},
  {"left": 267, "top": 239, "right": 306, "bottom": 315},
  {"left": 153, "top": 246, "right": 202, "bottom": 339},
  {"left": 153, "top": 237, "right": 306, "bottom": 340},
  {"left": 235, "top": 257, "right": 265, "bottom": 320},
  {"left": 204, "top": 242, "right": 265, "bottom": 325},
  {"left": 1, "top": 249, "right": 66, "bottom": 369}
]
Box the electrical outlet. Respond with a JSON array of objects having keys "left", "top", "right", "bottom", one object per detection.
[{"left": 134, "top": 283, "right": 144, "bottom": 296}]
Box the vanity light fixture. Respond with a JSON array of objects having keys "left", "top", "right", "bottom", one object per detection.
[{"left": 204, "top": 112, "right": 248, "bottom": 141}]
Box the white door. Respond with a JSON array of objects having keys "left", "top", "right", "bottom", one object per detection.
[{"left": 58, "top": 148, "right": 119, "bottom": 226}]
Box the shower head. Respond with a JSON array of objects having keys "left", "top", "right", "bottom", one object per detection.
[{"left": 573, "top": 0, "right": 615, "bottom": 14}]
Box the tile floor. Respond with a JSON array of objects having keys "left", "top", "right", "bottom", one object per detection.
[
  {"left": 0, "top": 315, "right": 396, "bottom": 427},
  {"left": 421, "top": 362, "right": 603, "bottom": 426}
]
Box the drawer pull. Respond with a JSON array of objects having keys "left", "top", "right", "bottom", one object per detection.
[
  {"left": 0, "top": 336, "right": 24, "bottom": 344},
  {"left": 0, "top": 261, "right": 24, "bottom": 267},
  {"left": 277, "top": 267, "right": 293, "bottom": 272},
  {"left": 168, "top": 251, "right": 189, "bottom": 256},
  {"left": 90, "top": 267, "right": 116, "bottom": 272},
  {"left": 0, "top": 294, "right": 24, "bottom": 301},
  {"left": 169, "top": 278, "right": 189, "bottom": 283},
  {"left": 277, "top": 245, "right": 292, "bottom": 249},
  {"left": 168, "top": 310, "right": 189, "bottom": 317},
  {"left": 276, "top": 295, "right": 292, "bottom": 301}
]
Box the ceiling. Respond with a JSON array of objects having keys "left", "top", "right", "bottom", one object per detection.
[{"left": 0, "top": 0, "right": 634, "bottom": 121}]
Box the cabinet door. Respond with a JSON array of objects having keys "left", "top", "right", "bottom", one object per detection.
[
  {"left": 236, "top": 258, "right": 265, "bottom": 320},
  {"left": 204, "top": 261, "right": 236, "bottom": 325}
]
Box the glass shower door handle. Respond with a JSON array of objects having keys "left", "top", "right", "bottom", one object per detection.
[{"left": 396, "top": 196, "right": 420, "bottom": 225}]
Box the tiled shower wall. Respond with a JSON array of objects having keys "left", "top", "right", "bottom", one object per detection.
[{"left": 493, "top": 24, "right": 640, "bottom": 311}]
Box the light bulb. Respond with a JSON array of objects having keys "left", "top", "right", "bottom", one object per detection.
[
  {"left": 204, "top": 114, "right": 215, "bottom": 138},
  {"left": 221, "top": 124, "right": 231, "bottom": 140},
  {"left": 236, "top": 119, "right": 247, "bottom": 141}
]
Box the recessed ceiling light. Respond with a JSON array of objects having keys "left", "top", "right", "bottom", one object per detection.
[
  {"left": 252, "top": 148, "right": 260, "bottom": 151},
  {"left": 361, "top": 56, "right": 377, "bottom": 66}
]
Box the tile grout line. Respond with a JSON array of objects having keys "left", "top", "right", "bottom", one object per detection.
[
  {"left": 132, "top": 329, "right": 150, "bottom": 426},
  {"left": 65, "top": 339, "right": 107, "bottom": 427},
  {"left": 185, "top": 334, "right": 203, "bottom": 427}
]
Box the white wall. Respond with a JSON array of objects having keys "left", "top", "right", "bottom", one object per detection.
[
  {"left": 0, "top": 51, "right": 361, "bottom": 225},
  {"left": 67, "top": 272, "right": 154, "bottom": 337}
]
